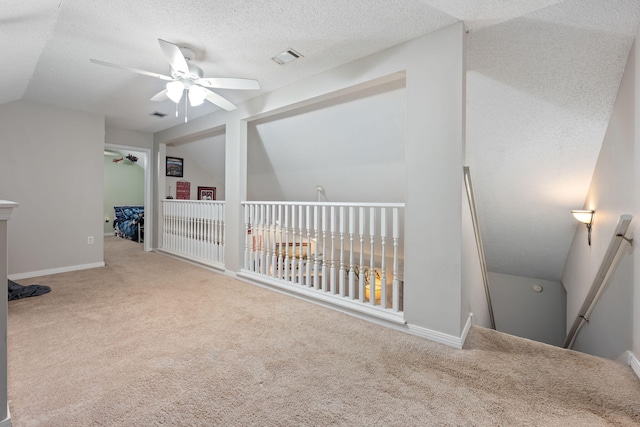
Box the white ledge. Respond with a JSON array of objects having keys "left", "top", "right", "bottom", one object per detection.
[{"left": 0, "top": 200, "right": 18, "bottom": 221}]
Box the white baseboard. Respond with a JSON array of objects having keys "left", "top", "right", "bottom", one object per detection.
[
  {"left": 629, "top": 352, "right": 640, "bottom": 381},
  {"left": 0, "top": 403, "right": 11, "bottom": 427},
  {"left": 407, "top": 313, "right": 474, "bottom": 350},
  {"left": 8, "top": 262, "right": 105, "bottom": 281}
]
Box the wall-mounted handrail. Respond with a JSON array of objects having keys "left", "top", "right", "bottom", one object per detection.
[
  {"left": 563, "top": 214, "right": 633, "bottom": 349},
  {"left": 463, "top": 167, "right": 496, "bottom": 330}
]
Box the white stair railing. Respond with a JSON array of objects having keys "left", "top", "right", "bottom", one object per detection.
[
  {"left": 242, "top": 201, "right": 404, "bottom": 313},
  {"left": 161, "top": 200, "right": 225, "bottom": 268}
]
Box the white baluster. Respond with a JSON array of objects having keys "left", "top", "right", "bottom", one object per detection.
[
  {"left": 358, "top": 207, "right": 365, "bottom": 302},
  {"left": 271, "top": 205, "right": 277, "bottom": 278},
  {"left": 249, "top": 204, "right": 256, "bottom": 271},
  {"left": 392, "top": 207, "right": 400, "bottom": 312},
  {"left": 339, "top": 206, "right": 345, "bottom": 297},
  {"left": 380, "top": 208, "right": 387, "bottom": 309},
  {"left": 330, "top": 206, "right": 336, "bottom": 294},
  {"left": 190, "top": 202, "right": 195, "bottom": 258},
  {"left": 261, "top": 204, "right": 267, "bottom": 274},
  {"left": 298, "top": 205, "right": 304, "bottom": 285},
  {"left": 291, "top": 205, "right": 297, "bottom": 283},
  {"left": 349, "top": 206, "right": 355, "bottom": 299},
  {"left": 369, "top": 207, "right": 376, "bottom": 306},
  {"left": 220, "top": 203, "right": 225, "bottom": 264},
  {"left": 284, "top": 204, "right": 290, "bottom": 282},
  {"left": 305, "top": 205, "right": 312, "bottom": 287},
  {"left": 278, "top": 205, "right": 289, "bottom": 281},
  {"left": 313, "top": 205, "right": 320, "bottom": 290},
  {"left": 265, "top": 204, "right": 272, "bottom": 276},
  {"left": 321, "top": 205, "right": 328, "bottom": 292}
]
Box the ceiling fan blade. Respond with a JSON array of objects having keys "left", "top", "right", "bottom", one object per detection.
[
  {"left": 90, "top": 59, "right": 173, "bottom": 81},
  {"left": 203, "top": 88, "right": 237, "bottom": 111},
  {"left": 150, "top": 90, "right": 169, "bottom": 102},
  {"left": 158, "top": 39, "right": 189, "bottom": 75},
  {"left": 198, "top": 78, "right": 260, "bottom": 90}
]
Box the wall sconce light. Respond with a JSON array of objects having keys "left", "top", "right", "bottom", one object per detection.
[{"left": 572, "top": 210, "right": 594, "bottom": 246}]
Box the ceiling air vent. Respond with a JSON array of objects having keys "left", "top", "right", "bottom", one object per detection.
[
  {"left": 151, "top": 111, "right": 167, "bottom": 118},
  {"left": 272, "top": 48, "right": 303, "bottom": 65}
]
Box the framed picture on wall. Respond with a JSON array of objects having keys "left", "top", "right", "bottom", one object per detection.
[
  {"left": 197, "top": 186, "right": 216, "bottom": 200},
  {"left": 166, "top": 156, "right": 184, "bottom": 177}
]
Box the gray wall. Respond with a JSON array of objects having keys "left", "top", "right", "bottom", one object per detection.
[
  {"left": 489, "top": 272, "right": 566, "bottom": 346},
  {"left": 561, "top": 38, "right": 636, "bottom": 360},
  {"left": 0, "top": 100, "right": 105, "bottom": 277},
  {"left": 247, "top": 80, "right": 405, "bottom": 203},
  {"left": 166, "top": 143, "right": 222, "bottom": 200}
]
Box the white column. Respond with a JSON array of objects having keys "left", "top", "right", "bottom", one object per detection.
[
  {"left": 224, "top": 119, "right": 248, "bottom": 272},
  {"left": 0, "top": 200, "right": 18, "bottom": 425},
  {"left": 403, "top": 23, "right": 465, "bottom": 336}
]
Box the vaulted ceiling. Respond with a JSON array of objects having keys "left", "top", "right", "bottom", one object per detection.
[{"left": 3, "top": 0, "right": 640, "bottom": 282}]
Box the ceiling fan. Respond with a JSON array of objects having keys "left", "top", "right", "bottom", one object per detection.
[{"left": 90, "top": 39, "right": 260, "bottom": 112}]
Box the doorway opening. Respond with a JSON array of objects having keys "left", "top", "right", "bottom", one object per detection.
[{"left": 104, "top": 144, "right": 152, "bottom": 252}]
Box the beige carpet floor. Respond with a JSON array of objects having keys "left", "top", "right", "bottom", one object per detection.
[{"left": 7, "top": 236, "right": 640, "bottom": 426}]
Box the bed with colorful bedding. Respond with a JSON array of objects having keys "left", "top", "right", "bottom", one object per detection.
[{"left": 113, "top": 206, "right": 144, "bottom": 242}]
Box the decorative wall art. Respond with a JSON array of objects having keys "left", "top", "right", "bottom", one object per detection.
[
  {"left": 197, "top": 186, "right": 216, "bottom": 200},
  {"left": 176, "top": 180, "right": 191, "bottom": 200},
  {"left": 166, "top": 156, "right": 184, "bottom": 177}
]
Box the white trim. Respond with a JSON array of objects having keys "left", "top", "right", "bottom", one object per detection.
[
  {"left": 156, "top": 251, "right": 474, "bottom": 350},
  {"left": 629, "top": 352, "right": 640, "bottom": 381},
  {"left": 237, "top": 270, "right": 406, "bottom": 325},
  {"left": 0, "top": 403, "right": 11, "bottom": 427},
  {"left": 156, "top": 248, "right": 225, "bottom": 272},
  {"left": 406, "top": 313, "right": 474, "bottom": 350},
  {"left": 0, "top": 201, "right": 18, "bottom": 221},
  {"left": 8, "top": 262, "right": 105, "bottom": 281}
]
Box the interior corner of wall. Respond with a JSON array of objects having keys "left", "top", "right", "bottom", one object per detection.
[{"left": 629, "top": 351, "right": 640, "bottom": 380}]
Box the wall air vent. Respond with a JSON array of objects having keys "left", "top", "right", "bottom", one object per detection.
[
  {"left": 151, "top": 111, "right": 167, "bottom": 118},
  {"left": 271, "top": 48, "right": 303, "bottom": 65}
]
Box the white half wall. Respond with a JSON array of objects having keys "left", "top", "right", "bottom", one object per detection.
[{"left": 0, "top": 101, "right": 105, "bottom": 277}]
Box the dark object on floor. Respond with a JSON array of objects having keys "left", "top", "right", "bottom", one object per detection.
[{"left": 8, "top": 280, "right": 51, "bottom": 301}]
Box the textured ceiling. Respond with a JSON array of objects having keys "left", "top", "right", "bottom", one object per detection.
[{"left": 3, "top": 0, "right": 640, "bottom": 282}]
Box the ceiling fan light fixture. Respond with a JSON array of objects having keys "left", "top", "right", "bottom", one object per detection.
[
  {"left": 188, "top": 85, "right": 207, "bottom": 106},
  {"left": 166, "top": 81, "right": 184, "bottom": 103}
]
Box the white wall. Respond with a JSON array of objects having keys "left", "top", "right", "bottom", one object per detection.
[
  {"left": 561, "top": 37, "right": 636, "bottom": 360},
  {"left": 156, "top": 24, "right": 467, "bottom": 340},
  {"left": 165, "top": 145, "right": 221, "bottom": 200},
  {"left": 103, "top": 156, "right": 144, "bottom": 234},
  {"left": 105, "top": 126, "right": 152, "bottom": 150},
  {"left": 247, "top": 80, "right": 405, "bottom": 203},
  {"left": 634, "top": 34, "right": 640, "bottom": 363},
  {"left": 489, "top": 272, "right": 566, "bottom": 346},
  {"left": 0, "top": 101, "right": 104, "bottom": 277}
]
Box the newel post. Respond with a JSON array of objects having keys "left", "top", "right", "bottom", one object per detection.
[{"left": 0, "top": 200, "right": 18, "bottom": 426}]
